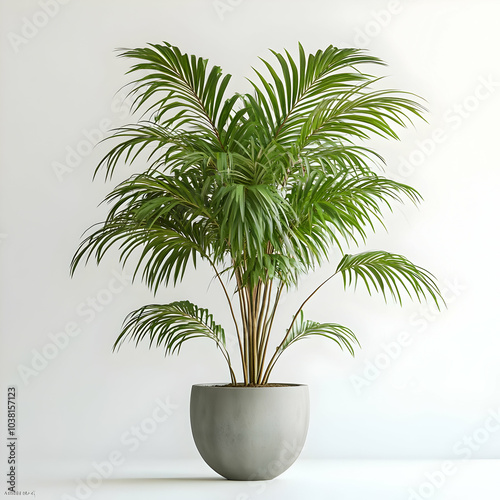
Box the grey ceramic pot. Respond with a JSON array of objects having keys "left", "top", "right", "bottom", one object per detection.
[{"left": 190, "top": 383, "right": 309, "bottom": 480}]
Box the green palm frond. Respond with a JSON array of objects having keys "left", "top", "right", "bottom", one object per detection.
[
  {"left": 103, "top": 169, "right": 214, "bottom": 223},
  {"left": 213, "top": 141, "right": 288, "bottom": 186},
  {"left": 301, "top": 84, "right": 425, "bottom": 143},
  {"left": 246, "top": 46, "right": 379, "bottom": 137},
  {"left": 244, "top": 44, "right": 425, "bottom": 150},
  {"left": 260, "top": 310, "right": 360, "bottom": 383},
  {"left": 114, "top": 300, "right": 226, "bottom": 353},
  {"left": 215, "top": 183, "right": 292, "bottom": 264},
  {"left": 71, "top": 168, "right": 221, "bottom": 291},
  {"left": 72, "top": 41, "right": 442, "bottom": 385},
  {"left": 119, "top": 42, "right": 237, "bottom": 145},
  {"left": 286, "top": 171, "right": 422, "bottom": 267},
  {"left": 299, "top": 142, "right": 385, "bottom": 177},
  {"left": 95, "top": 122, "right": 175, "bottom": 180},
  {"left": 279, "top": 311, "right": 359, "bottom": 355},
  {"left": 71, "top": 221, "right": 209, "bottom": 291},
  {"left": 322, "top": 173, "right": 422, "bottom": 242},
  {"left": 336, "top": 251, "right": 443, "bottom": 308},
  {"left": 115, "top": 301, "right": 236, "bottom": 382}
]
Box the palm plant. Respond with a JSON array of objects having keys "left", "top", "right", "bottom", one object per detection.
[{"left": 71, "top": 42, "right": 443, "bottom": 386}]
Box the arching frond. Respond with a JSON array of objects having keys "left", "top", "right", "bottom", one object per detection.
[
  {"left": 114, "top": 300, "right": 226, "bottom": 353},
  {"left": 72, "top": 41, "right": 442, "bottom": 385},
  {"left": 336, "top": 251, "right": 443, "bottom": 308},
  {"left": 279, "top": 311, "right": 359, "bottom": 355},
  {"left": 119, "top": 42, "right": 238, "bottom": 147},
  {"left": 245, "top": 44, "right": 425, "bottom": 150},
  {"left": 115, "top": 301, "right": 236, "bottom": 382}
]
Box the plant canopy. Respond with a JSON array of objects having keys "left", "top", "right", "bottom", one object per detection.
[{"left": 71, "top": 42, "right": 443, "bottom": 385}]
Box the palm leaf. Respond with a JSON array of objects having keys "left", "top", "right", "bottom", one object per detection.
[
  {"left": 336, "top": 251, "right": 443, "bottom": 308},
  {"left": 71, "top": 41, "right": 442, "bottom": 385},
  {"left": 285, "top": 171, "right": 422, "bottom": 266},
  {"left": 245, "top": 44, "right": 425, "bottom": 150},
  {"left": 114, "top": 300, "right": 227, "bottom": 354},
  {"left": 114, "top": 301, "right": 235, "bottom": 382},
  {"left": 70, "top": 170, "right": 220, "bottom": 292},
  {"left": 278, "top": 311, "right": 359, "bottom": 356},
  {"left": 117, "top": 42, "right": 239, "bottom": 149}
]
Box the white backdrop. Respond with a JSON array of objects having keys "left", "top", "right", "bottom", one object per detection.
[{"left": 1, "top": 0, "right": 500, "bottom": 476}]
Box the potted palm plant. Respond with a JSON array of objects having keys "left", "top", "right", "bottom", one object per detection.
[{"left": 71, "top": 41, "right": 442, "bottom": 480}]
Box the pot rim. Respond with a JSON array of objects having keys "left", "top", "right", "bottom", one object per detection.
[{"left": 192, "top": 383, "right": 308, "bottom": 389}]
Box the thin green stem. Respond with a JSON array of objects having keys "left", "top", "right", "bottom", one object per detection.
[{"left": 209, "top": 257, "right": 246, "bottom": 380}]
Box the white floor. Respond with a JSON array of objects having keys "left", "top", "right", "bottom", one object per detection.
[{"left": 21, "top": 458, "right": 500, "bottom": 500}]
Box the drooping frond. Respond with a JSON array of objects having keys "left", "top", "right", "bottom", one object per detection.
[
  {"left": 285, "top": 171, "right": 422, "bottom": 269},
  {"left": 71, "top": 170, "right": 219, "bottom": 292},
  {"left": 115, "top": 301, "right": 236, "bottom": 382},
  {"left": 114, "top": 300, "right": 227, "bottom": 354},
  {"left": 336, "top": 251, "right": 443, "bottom": 308},
  {"left": 279, "top": 311, "right": 359, "bottom": 355}
]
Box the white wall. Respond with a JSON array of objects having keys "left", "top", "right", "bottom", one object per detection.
[{"left": 1, "top": 0, "right": 500, "bottom": 471}]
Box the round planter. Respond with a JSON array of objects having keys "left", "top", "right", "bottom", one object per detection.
[{"left": 190, "top": 383, "right": 309, "bottom": 480}]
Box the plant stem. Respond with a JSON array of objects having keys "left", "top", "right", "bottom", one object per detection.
[
  {"left": 221, "top": 349, "right": 237, "bottom": 385},
  {"left": 257, "top": 281, "right": 283, "bottom": 384},
  {"left": 245, "top": 284, "right": 253, "bottom": 384},
  {"left": 261, "top": 271, "right": 339, "bottom": 383},
  {"left": 256, "top": 279, "right": 272, "bottom": 377},
  {"left": 235, "top": 267, "right": 249, "bottom": 384},
  {"left": 210, "top": 257, "right": 246, "bottom": 382},
  {"left": 253, "top": 281, "right": 264, "bottom": 383}
]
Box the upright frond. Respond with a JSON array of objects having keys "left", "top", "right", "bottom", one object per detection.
[{"left": 118, "top": 42, "right": 239, "bottom": 148}]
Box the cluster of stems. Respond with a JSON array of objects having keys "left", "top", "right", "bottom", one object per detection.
[
  {"left": 234, "top": 268, "right": 285, "bottom": 385},
  {"left": 211, "top": 250, "right": 338, "bottom": 385}
]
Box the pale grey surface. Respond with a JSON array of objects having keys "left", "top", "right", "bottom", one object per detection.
[
  {"left": 22, "top": 459, "right": 500, "bottom": 500},
  {"left": 2, "top": 0, "right": 500, "bottom": 466},
  {"left": 190, "top": 384, "right": 309, "bottom": 480}
]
